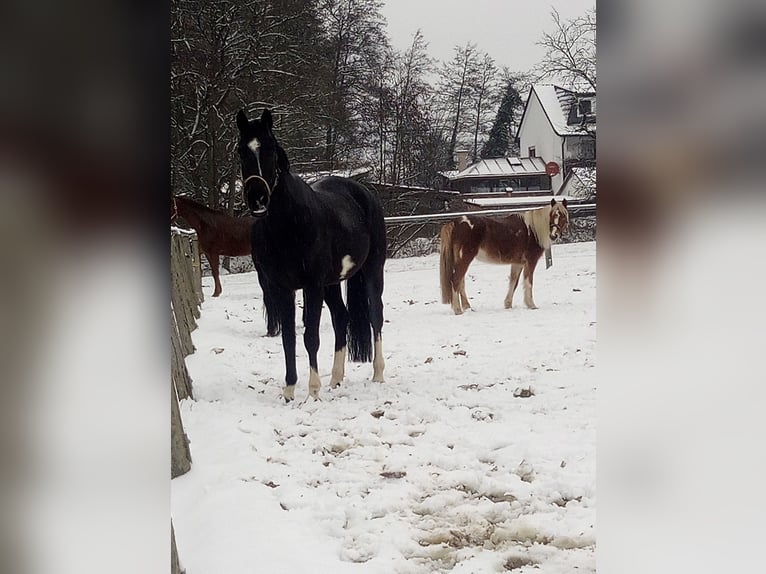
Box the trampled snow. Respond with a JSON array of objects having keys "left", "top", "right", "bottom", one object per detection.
[{"left": 172, "top": 241, "right": 596, "bottom": 573}]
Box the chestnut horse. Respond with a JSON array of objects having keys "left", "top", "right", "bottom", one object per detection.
[
  {"left": 171, "top": 196, "right": 254, "bottom": 297},
  {"left": 440, "top": 198, "right": 569, "bottom": 315}
]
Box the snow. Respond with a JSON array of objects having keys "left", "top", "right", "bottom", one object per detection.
[
  {"left": 172, "top": 241, "right": 596, "bottom": 573},
  {"left": 464, "top": 195, "right": 576, "bottom": 208},
  {"left": 532, "top": 85, "right": 591, "bottom": 137}
]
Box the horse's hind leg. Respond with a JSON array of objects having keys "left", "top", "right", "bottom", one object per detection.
[
  {"left": 459, "top": 278, "right": 471, "bottom": 311},
  {"left": 523, "top": 257, "right": 540, "bottom": 309},
  {"left": 324, "top": 284, "right": 348, "bottom": 388},
  {"left": 209, "top": 253, "right": 222, "bottom": 297},
  {"left": 451, "top": 248, "right": 475, "bottom": 315},
  {"left": 302, "top": 286, "right": 324, "bottom": 399},
  {"left": 364, "top": 265, "right": 386, "bottom": 383},
  {"left": 505, "top": 263, "right": 523, "bottom": 309}
]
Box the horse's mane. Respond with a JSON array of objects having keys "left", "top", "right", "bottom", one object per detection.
[
  {"left": 276, "top": 144, "right": 291, "bottom": 173},
  {"left": 175, "top": 195, "right": 217, "bottom": 213},
  {"left": 522, "top": 205, "right": 553, "bottom": 250},
  {"left": 174, "top": 195, "right": 238, "bottom": 228}
]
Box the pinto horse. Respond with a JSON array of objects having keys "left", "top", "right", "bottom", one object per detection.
[
  {"left": 440, "top": 199, "right": 569, "bottom": 315},
  {"left": 236, "top": 108, "right": 386, "bottom": 402}
]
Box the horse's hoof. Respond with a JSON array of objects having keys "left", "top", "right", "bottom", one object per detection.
[
  {"left": 283, "top": 386, "right": 295, "bottom": 402},
  {"left": 212, "top": 291, "right": 221, "bottom": 297},
  {"left": 329, "top": 380, "right": 342, "bottom": 389}
]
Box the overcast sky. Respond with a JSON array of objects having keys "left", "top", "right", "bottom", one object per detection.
[{"left": 379, "top": 0, "right": 595, "bottom": 72}]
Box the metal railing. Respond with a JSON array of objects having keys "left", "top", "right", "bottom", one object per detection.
[{"left": 384, "top": 202, "right": 596, "bottom": 224}]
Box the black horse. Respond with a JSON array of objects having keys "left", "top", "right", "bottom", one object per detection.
[{"left": 236, "top": 108, "right": 386, "bottom": 402}]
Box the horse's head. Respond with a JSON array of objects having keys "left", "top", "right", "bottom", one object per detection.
[
  {"left": 236, "top": 108, "right": 281, "bottom": 218},
  {"left": 549, "top": 198, "right": 569, "bottom": 240}
]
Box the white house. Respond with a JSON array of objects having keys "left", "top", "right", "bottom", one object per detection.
[{"left": 517, "top": 84, "right": 596, "bottom": 192}]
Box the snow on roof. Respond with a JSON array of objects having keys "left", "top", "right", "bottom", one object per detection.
[
  {"left": 450, "top": 156, "right": 547, "bottom": 180},
  {"left": 531, "top": 84, "right": 595, "bottom": 137},
  {"left": 299, "top": 167, "right": 372, "bottom": 184},
  {"left": 464, "top": 195, "right": 575, "bottom": 208}
]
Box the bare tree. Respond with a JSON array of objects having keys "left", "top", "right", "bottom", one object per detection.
[
  {"left": 468, "top": 53, "right": 498, "bottom": 162},
  {"left": 535, "top": 7, "right": 596, "bottom": 91},
  {"left": 438, "top": 42, "right": 480, "bottom": 166}
]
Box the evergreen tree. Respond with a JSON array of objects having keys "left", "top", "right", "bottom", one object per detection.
[{"left": 480, "top": 79, "right": 523, "bottom": 159}]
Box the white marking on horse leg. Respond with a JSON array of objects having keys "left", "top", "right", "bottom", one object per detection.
[
  {"left": 247, "top": 138, "right": 261, "bottom": 153},
  {"left": 460, "top": 215, "right": 474, "bottom": 229},
  {"left": 283, "top": 385, "right": 295, "bottom": 402},
  {"left": 523, "top": 277, "right": 537, "bottom": 309},
  {"left": 330, "top": 347, "right": 346, "bottom": 388},
  {"left": 451, "top": 289, "right": 463, "bottom": 315},
  {"left": 459, "top": 280, "right": 471, "bottom": 309},
  {"left": 372, "top": 337, "right": 385, "bottom": 382},
  {"left": 308, "top": 368, "right": 321, "bottom": 399},
  {"left": 339, "top": 255, "right": 355, "bottom": 280}
]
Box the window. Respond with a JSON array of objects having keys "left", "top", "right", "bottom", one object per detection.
[
  {"left": 578, "top": 99, "right": 592, "bottom": 115},
  {"left": 528, "top": 146, "right": 536, "bottom": 157}
]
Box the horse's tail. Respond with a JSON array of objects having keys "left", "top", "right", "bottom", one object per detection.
[
  {"left": 346, "top": 272, "right": 373, "bottom": 362},
  {"left": 257, "top": 266, "right": 281, "bottom": 337},
  {"left": 440, "top": 222, "right": 455, "bottom": 304}
]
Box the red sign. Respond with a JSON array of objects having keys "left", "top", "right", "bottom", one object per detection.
[{"left": 545, "top": 161, "right": 560, "bottom": 176}]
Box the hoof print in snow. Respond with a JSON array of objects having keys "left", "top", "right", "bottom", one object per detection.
[
  {"left": 504, "top": 555, "right": 538, "bottom": 570},
  {"left": 211, "top": 347, "right": 224, "bottom": 354},
  {"left": 370, "top": 410, "right": 385, "bottom": 418},
  {"left": 515, "top": 460, "right": 536, "bottom": 483},
  {"left": 424, "top": 356, "right": 433, "bottom": 364},
  {"left": 279, "top": 502, "right": 288, "bottom": 511},
  {"left": 380, "top": 471, "right": 406, "bottom": 479},
  {"left": 471, "top": 409, "right": 494, "bottom": 421},
  {"left": 513, "top": 386, "right": 535, "bottom": 398},
  {"left": 453, "top": 349, "right": 467, "bottom": 356},
  {"left": 262, "top": 481, "right": 279, "bottom": 488}
]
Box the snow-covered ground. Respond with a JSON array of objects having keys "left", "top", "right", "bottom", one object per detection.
[{"left": 172, "top": 242, "right": 596, "bottom": 573}]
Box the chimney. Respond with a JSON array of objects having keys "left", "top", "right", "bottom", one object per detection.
[{"left": 455, "top": 150, "right": 469, "bottom": 172}]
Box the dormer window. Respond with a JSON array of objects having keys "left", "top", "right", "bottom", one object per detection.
[{"left": 578, "top": 99, "right": 592, "bottom": 116}]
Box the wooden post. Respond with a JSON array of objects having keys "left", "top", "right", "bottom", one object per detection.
[
  {"left": 171, "top": 521, "right": 184, "bottom": 574},
  {"left": 171, "top": 374, "right": 192, "bottom": 478},
  {"left": 171, "top": 310, "right": 194, "bottom": 400},
  {"left": 189, "top": 236, "right": 203, "bottom": 305}
]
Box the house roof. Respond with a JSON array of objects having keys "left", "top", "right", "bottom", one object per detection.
[
  {"left": 520, "top": 84, "right": 596, "bottom": 138},
  {"left": 464, "top": 195, "right": 576, "bottom": 209},
  {"left": 449, "top": 156, "right": 548, "bottom": 180}
]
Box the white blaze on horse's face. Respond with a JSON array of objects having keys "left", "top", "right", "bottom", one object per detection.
[
  {"left": 339, "top": 255, "right": 355, "bottom": 280},
  {"left": 247, "top": 138, "right": 261, "bottom": 154},
  {"left": 551, "top": 212, "right": 561, "bottom": 239}
]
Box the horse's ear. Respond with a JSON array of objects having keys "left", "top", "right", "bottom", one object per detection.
[
  {"left": 261, "top": 108, "right": 273, "bottom": 130},
  {"left": 562, "top": 197, "right": 568, "bottom": 208},
  {"left": 236, "top": 110, "right": 249, "bottom": 133},
  {"left": 551, "top": 198, "right": 556, "bottom": 207}
]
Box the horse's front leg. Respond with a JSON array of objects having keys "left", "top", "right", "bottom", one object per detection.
[
  {"left": 523, "top": 257, "right": 540, "bottom": 309},
  {"left": 324, "top": 284, "right": 348, "bottom": 389},
  {"left": 208, "top": 252, "right": 222, "bottom": 297},
  {"left": 276, "top": 289, "right": 297, "bottom": 402},
  {"left": 302, "top": 286, "right": 324, "bottom": 399}
]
